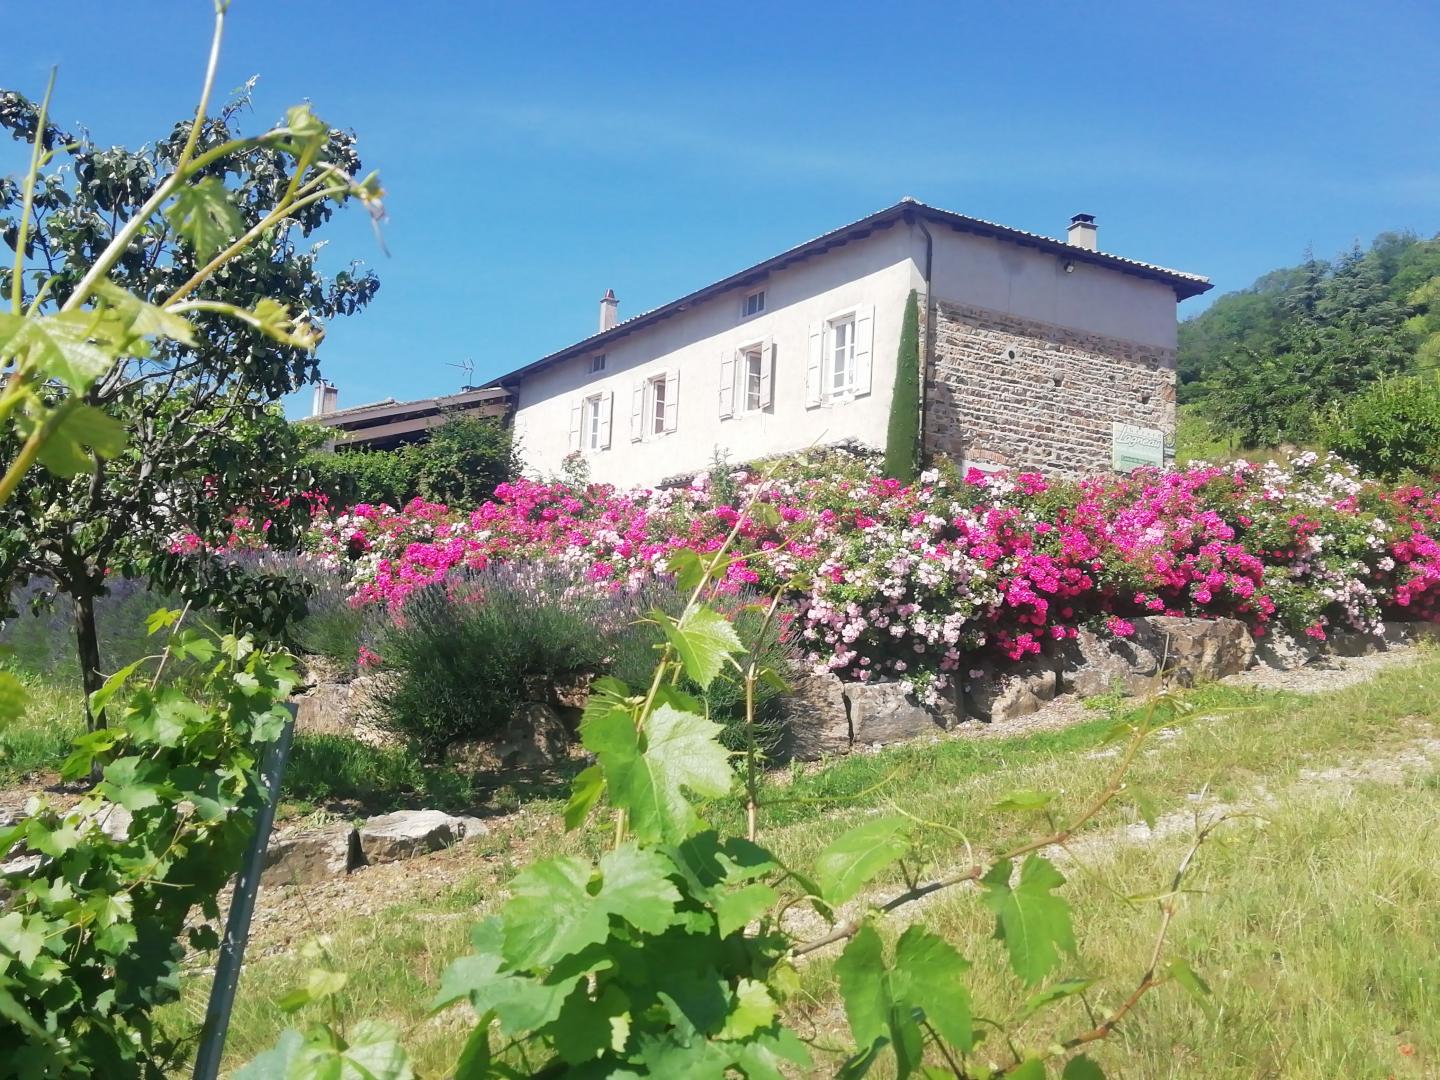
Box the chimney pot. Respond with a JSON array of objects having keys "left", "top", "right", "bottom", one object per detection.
[
  {"left": 1067, "top": 213, "right": 1098, "bottom": 252},
  {"left": 599, "top": 288, "right": 619, "bottom": 332}
]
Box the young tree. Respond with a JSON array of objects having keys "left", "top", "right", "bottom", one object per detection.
[
  {"left": 0, "top": 83, "right": 380, "bottom": 722},
  {"left": 883, "top": 289, "right": 921, "bottom": 481}
]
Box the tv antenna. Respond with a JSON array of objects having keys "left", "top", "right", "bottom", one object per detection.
[{"left": 447, "top": 357, "right": 476, "bottom": 390}]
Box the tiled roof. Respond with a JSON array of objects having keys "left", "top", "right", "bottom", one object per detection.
[{"left": 486, "top": 199, "right": 1211, "bottom": 387}]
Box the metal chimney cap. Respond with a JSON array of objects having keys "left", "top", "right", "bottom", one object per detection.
[{"left": 1070, "top": 213, "right": 1096, "bottom": 225}]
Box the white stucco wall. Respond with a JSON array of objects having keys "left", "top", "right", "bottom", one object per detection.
[
  {"left": 927, "top": 229, "right": 1179, "bottom": 350},
  {"left": 512, "top": 225, "right": 925, "bottom": 488}
]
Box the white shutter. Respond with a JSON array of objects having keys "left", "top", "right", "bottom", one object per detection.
[
  {"left": 663, "top": 371, "right": 679, "bottom": 433},
  {"left": 805, "top": 324, "right": 823, "bottom": 408},
  {"left": 759, "top": 341, "right": 775, "bottom": 410},
  {"left": 853, "top": 305, "right": 874, "bottom": 396},
  {"left": 599, "top": 391, "right": 613, "bottom": 449},
  {"left": 568, "top": 400, "right": 582, "bottom": 452},
  {"left": 630, "top": 382, "right": 644, "bottom": 441},
  {"left": 718, "top": 351, "right": 735, "bottom": 419}
]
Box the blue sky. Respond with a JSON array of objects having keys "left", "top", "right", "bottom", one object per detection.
[{"left": 10, "top": 1, "right": 1440, "bottom": 415}]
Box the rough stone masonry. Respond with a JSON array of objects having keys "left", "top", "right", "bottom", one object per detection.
[{"left": 922, "top": 298, "right": 1176, "bottom": 477}]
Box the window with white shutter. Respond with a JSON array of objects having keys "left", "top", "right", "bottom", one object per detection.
[
  {"left": 853, "top": 306, "right": 874, "bottom": 396},
  {"left": 663, "top": 371, "right": 679, "bottom": 433},
  {"left": 805, "top": 324, "right": 823, "bottom": 408},
  {"left": 630, "top": 381, "right": 644, "bottom": 441},
  {"left": 718, "top": 351, "right": 735, "bottom": 419},
  {"left": 568, "top": 400, "right": 582, "bottom": 451},
  {"left": 759, "top": 342, "right": 775, "bottom": 410}
]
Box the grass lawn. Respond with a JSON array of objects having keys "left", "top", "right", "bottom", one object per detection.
[{"left": 169, "top": 649, "right": 1440, "bottom": 1077}]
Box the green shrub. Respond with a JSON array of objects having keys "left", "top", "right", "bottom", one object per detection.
[
  {"left": 284, "top": 733, "right": 472, "bottom": 812},
  {"left": 372, "top": 567, "right": 648, "bottom": 758},
  {"left": 884, "top": 289, "right": 921, "bottom": 481},
  {"left": 1320, "top": 375, "right": 1440, "bottom": 479}
]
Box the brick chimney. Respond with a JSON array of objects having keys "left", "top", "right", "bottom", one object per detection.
[
  {"left": 311, "top": 380, "right": 338, "bottom": 416},
  {"left": 599, "top": 288, "right": 618, "bottom": 332},
  {"left": 1067, "top": 213, "right": 1098, "bottom": 251}
]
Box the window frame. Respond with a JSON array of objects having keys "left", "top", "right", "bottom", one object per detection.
[
  {"left": 828, "top": 312, "right": 857, "bottom": 397},
  {"left": 583, "top": 393, "right": 604, "bottom": 451},
  {"left": 740, "top": 288, "right": 766, "bottom": 320},
  {"left": 587, "top": 353, "right": 607, "bottom": 375},
  {"left": 648, "top": 373, "right": 668, "bottom": 435}
]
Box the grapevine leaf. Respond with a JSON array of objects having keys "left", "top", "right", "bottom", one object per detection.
[
  {"left": 233, "top": 1029, "right": 305, "bottom": 1080},
  {"left": 980, "top": 856, "right": 1076, "bottom": 986},
  {"left": 1018, "top": 977, "right": 1095, "bottom": 1022},
  {"left": 88, "top": 659, "right": 144, "bottom": 716},
  {"left": 333, "top": 1019, "right": 413, "bottom": 1080},
  {"left": 500, "top": 846, "right": 680, "bottom": 969},
  {"left": 1166, "top": 958, "right": 1216, "bottom": 1018},
  {"left": 1009, "top": 1060, "right": 1048, "bottom": 1079},
  {"left": 93, "top": 281, "right": 197, "bottom": 346},
  {"left": 0, "top": 671, "right": 29, "bottom": 724},
  {"left": 660, "top": 604, "right": 744, "bottom": 690},
  {"left": 991, "top": 789, "right": 1054, "bottom": 813},
  {"left": 563, "top": 764, "right": 606, "bottom": 831},
  {"left": 251, "top": 298, "right": 321, "bottom": 350},
  {"left": 584, "top": 702, "right": 733, "bottom": 843},
  {"left": 35, "top": 404, "right": 126, "bottom": 479},
  {"left": 836, "top": 922, "right": 888, "bottom": 1049},
  {"left": 25, "top": 816, "right": 80, "bottom": 858},
  {"left": 0, "top": 912, "right": 45, "bottom": 966},
  {"left": 815, "top": 816, "right": 912, "bottom": 905},
  {"left": 432, "top": 951, "right": 579, "bottom": 1033},
  {"left": 718, "top": 978, "right": 777, "bottom": 1040},
  {"left": 1062, "top": 1055, "right": 1106, "bottom": 1079},
  {"left": 451, "top": 1017, "right": 493, "bottom": 1080},
  {"left": 1, "top": 311, "right": 113, "bottom": 391},
  {"left": 713, "top": 881, "right": 778, "bottom": 937},
  {"left": 666, "top": 548, "right": 706, "bottom": 594},
  {"left": 98, "top": 756, "right": 161, "bottom": 812},
  {"left": 166, "top": 176, "right": 243, "bottom": 260},
  {"left": 890, "top": 926, "right": 973, "bottom": 1053},
  {"left": 552, "top": 983, "right": 630, "bottom": 1064}
]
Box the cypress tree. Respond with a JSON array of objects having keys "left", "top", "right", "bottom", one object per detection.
[{"left": 884, "top": 289, "right": 922, "bottom": 480}]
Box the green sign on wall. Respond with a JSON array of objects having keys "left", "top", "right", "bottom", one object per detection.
[{"left": 1111, "top": 422, "right": 1165, "bottom": 472}]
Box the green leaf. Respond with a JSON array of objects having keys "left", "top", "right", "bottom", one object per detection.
[
  {"left": 815, "top": 816, "right": 912, "bottom": 905},
  {"left": 718, "top": 978, "right": 777, "bottom": 1040},
  {"left": 836, "top": 922, "right": 888, "bottom": 1049},
  {"left": 890, "top": 926, "right": 973, "bottom": 1053},
  {"left": 660, "top": 604, "right": 744, "bottom": 690},
  {"left": 0, "top": 311, "right": 114, "bottom": 391},
  {"left": 980, "top": 855, "right": 1076, "bottom": 986},
  {"left": 666, "top": 548, "right": 706, "bottom": 594},
  {"left": 25, "top": 815, "right": 80, "bottom": 858},
  {"left": 93, "top": 281, "right": 197, "bottom": 346},
  {"left": 98, "top": 756, "right": 161, "bottom": 812},
  {"left": 36, "top": 403, "right": 126, "bottom": 477},
  {"left": 563, "top": 764, "right": 605, "bottom": 831},
  {"left": 432, "top": 951, "right": 580, "bottom": 1033},
  {"left": 277, "top": 967, "right": 349, "bottom": 1013},
  {"left": 285, "top": 103, "right": 328, "bottom": 141},
  {"left": 88, "top": 659, "right": 144, "bottom": 716},
  {"left": 0, "top": 671, "right": 29, "bottom": 724},
  {"left": 327, "top": 1019, "right": 413, "bottom": 1080},
  {"left": 1166, "top": 958, "right": 1216, "bottom": 1019},
  {"left": 0, "top": 911, "right": 45, "bottom": 966},
  {"left": 166, "top": 176, "right": 243, "bottom": 260},
  {"left": 552, "top": 983, "right": 631, "bottom": 1064},
  {"left": 583, "top": 702, "right": 733, "bottom": 843},
  {"left": 713, "top": 881, "right": 778, "bottom": 937},
  {"left": 1018, "top": 977, "right": 1095, "bottom": 1023},
  {"left": 1009, "top": 1060, "right": 1048, "bottom": 1079},
  {"left": 250, "top": 298, "right": 321, "bottom": 350},
  {"left": 1062, "top": 1055, "right": 1106, "bottom": 1080},
  {"left": 500, "top": 845, "right": 681, "bottom": 969},
  {"left": 233, "top": 1029, "right": 305, "bottom": 1080},
  {"left": 451, "top": 1018, "right": 493, "bottom": 1080},
  {"left": 991, "top": 789, "right": 1054, "bottom": 813}
]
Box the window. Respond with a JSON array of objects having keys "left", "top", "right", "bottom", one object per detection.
[
  {"left": 742, "top": 346, "right": 765, "bottom": 412},
  {"left": 584, "top": 394, "right": 603, "bottom": 450},
  {"left": 588, "top": 353, "right": 607, "bottom": 374},
  {"left": 742, "top": 289, "right": 766, "bottom": 318},
  {"left": 829, "top": 314, "right": 855, "bottom": 394},
  {"left": 650, "top": 374, "right": 668, "bottom": 434}
]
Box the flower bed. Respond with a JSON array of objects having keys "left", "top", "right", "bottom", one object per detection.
[{"left": 298, "top": 451, "right": 1440, "bottom": 704}]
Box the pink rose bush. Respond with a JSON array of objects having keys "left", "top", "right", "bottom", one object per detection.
[{"left": 296, "top": 450, "right": 1440, "bottom": 703}]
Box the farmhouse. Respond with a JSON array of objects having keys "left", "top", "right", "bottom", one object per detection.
[{"left": 484, "top": 199, "right": 1211, "bottom": 487}]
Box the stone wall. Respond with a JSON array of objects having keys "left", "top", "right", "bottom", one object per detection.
[{"left": 921, "top": 298, "right": 1176, "bottom": 477}]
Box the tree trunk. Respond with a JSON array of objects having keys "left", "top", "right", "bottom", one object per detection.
[{"left": 73, "top": 588, "right": 106, "bottom": 732}]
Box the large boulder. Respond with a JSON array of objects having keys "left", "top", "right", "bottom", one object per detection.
[
  {"left": 448, "top": 702, "right": 570, "bottom": 772},
  {"left": 1129, "top": 616, "right": 1255, "bottom": 687},
  {"left": 1254, "top": 628, "right": 1321, "bottom": 671},
  {"left": 262, "top": 821, "right": 359, "bottom": 886},
  {"left": 782, "top": 669, "right": 851, "bottom": 761},
  {"left": 1058, "top": 630, "right": 1160, "bottom": 698},
  {"left": 965, "top": 658, "right": 1059, "bottom": 723},
  {"left": 845, "top": 680, "right": 955, "bottom": 747},
  {"left": 358, "top": 810, "right": 464, "bottom": 864}
]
